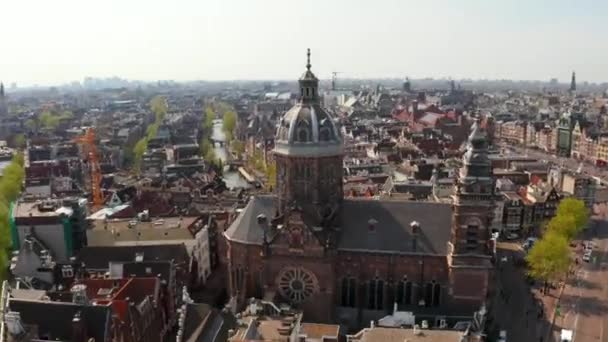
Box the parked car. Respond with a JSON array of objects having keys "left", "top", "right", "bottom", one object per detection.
[{"left": 506, "top": 232, "right": 519, "bottom": 240}]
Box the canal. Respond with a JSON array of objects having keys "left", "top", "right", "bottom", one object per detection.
[{"left": 211, "top": 119, "right": 250, "bottom": 189}]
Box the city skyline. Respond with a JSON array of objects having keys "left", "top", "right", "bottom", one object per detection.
[{"left": 2, "top": 0, "right": 608, "bottom": 86}]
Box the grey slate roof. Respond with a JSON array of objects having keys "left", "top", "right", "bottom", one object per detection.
[
  {"left": 225, "top": 196, "right": 452, "bottom": 255},
  {"left": 338, "top": 199, "right": 452, "bottom": 255},
  {"left": 77, "top": 244, "right": 189, "bottom": 270},
  {"left": 224, "top": 195, "right": 275, "bottom": 245},
  {"left": 9, "top": 298, "right": 111, "bottom": 341}
]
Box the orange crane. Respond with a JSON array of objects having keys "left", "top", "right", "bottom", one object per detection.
[{"left": 73, "top": 128, "right": 103, "bottom": 209}]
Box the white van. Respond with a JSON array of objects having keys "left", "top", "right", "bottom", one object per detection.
[{"left": 561, "top": 329, "right": 573, "bottom": 342}]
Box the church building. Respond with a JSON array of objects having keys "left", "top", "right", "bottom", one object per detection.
[{"left": 223, "top": 50, "right": 494, "bottom": 329}]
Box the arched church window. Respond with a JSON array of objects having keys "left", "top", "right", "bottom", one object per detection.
[
  {"left": 319, "top": 127, "right": 331, "bottom": 141},
  {"left": 465, "top": 217, "right": 482, "bottom": 251},
  {"left": 396, "top": 277, "right": 413, "bottom": 305},
  {"left": 424, "top": 282, "right": 433, "bottom": 307},
  {"left": 367, "top": 277, "right": 385, "bottom": 310},
  {"left": 340, "top": 277, "right": 357, "bottom": 307},
  {"left": 432, "top": 282, "right": 441, "bottom": 306},
  {"left": 277, "top": 267, "right": 319, "bottom": 304},
  {"left": 297, "top": 127, "right": 310, "bottom": 142}
]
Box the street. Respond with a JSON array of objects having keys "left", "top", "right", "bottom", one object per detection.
[
  {"left": 552, "top": 219, "right": 608, "bottom": 342},
  {"left": 493, "top": 242, "right": 549, "bottom": 342}
]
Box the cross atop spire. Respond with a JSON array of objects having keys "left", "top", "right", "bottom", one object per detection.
[{"left": 306, "top": 48, "right": 311, "bottom": 71}]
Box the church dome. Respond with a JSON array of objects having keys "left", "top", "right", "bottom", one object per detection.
[
  {"left": 276, "top": 104, "right": 341, "bottom": 144},
  {"left": 274, "top": 49, "right": 342, "bottom": 157}
]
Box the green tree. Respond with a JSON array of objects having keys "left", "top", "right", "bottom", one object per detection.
[
  {"left": 202, "top": 105, "right": 215, "bottom": 133},
  {"left": 150, "top": 96, "right": 168, "bottom": 122},
  {"left": 555, "top": 198, "right": 589, "bottom": 233},
  {"left": 12, "top": 134, "right": 26, "bottom": 149},
  {"left": 146, "top": 123, "right": 159, "bottom": 140},
  {"left": 59, "top": 110, "right": 74, "bottom": 120},
  {"left": 200, "top": 138, "right": 212, "bottom": 157},
  {"left": 0, "top": 153, "right": 25, "bottom": 281},
  {"left": 25, "top": 119, "right": 37, "bottom": 131},
  {"left": 526, "top": 231, "right": 571, "bottom": 293},
  {"left": 546, "top": 215, "right": 578, "bottom": 241},
  {"left": 39, "top": 111, "right": 60, "bottom": 129},
  {"left": 223, "top": 110, "right": 237, "bottom": 136},
  {"left": 133, "top": 138, "right": 148, "bottom": 172},
  {"left": 231, "top": 140, "right": 245, "bottom": 159},
  {"left": 265, "top": 161, "right": 276, "bottom": 191}
]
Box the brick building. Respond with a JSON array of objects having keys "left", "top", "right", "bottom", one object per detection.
[{"left": 223, "top": 51, "right": 494, "bottom": 330}]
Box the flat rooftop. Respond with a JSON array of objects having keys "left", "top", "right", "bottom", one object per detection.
[
  {"left": 91, "top": 216, "right": 198, "bottom": 231},
  {"left": 13, "top": 200, "right": 73, "bottom": 218},
  {"left": 350, "top": 327, "right": 466, "bottom": 342}
]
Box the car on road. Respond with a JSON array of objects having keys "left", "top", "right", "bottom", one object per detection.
[
  {"left": 583, "top": 251, "right": 592, "bottom": 262},
  {"left": 522, "top": 237, "right": 537, "bottom": 250},
  {"left": 560, "top": 329, "right": 573, "bottom": 342},
  {"left": 505, "top": 232, "right": 519, "bottom": 240}
]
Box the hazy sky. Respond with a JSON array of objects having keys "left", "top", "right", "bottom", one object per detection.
[{"left": 2, "top": 0, "right": 607, "bottom": 86}]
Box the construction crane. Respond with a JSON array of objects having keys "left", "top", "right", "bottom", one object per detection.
[{"left": 73, "top": 128, "right": 103, "bottom": 209}]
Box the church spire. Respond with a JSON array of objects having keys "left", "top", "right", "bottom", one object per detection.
[
  {"left": 299, "top": 48, "right": 319, "bottom": 103},
  {"left": 306, "top": 48, "right": 311, "bottom": 71},
  {"left": 570, "top": 71, "right": 576, "bottom": 92}
]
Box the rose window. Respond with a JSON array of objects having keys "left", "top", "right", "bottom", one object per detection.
[{"left": 277, "top": 267, "right": 319, "bottom": 304}]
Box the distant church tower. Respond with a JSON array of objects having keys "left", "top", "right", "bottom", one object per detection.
[
  {"left": 0, "top": 83, "right": 7, "bottom": 116},
  {"left": 403, "top": 77, "right": 411, "bottom": 93},
  {"left": 274, "top": 49, "right": 343, "bottom": 216},
  {"left": 570, "top": 71, "right": 576, "bottom": 92}
]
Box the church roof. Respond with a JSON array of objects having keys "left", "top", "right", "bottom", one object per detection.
[
  {"left": 337, "top": 199, "right": 452, "bottom": 255},
  {"left": 224, "top": 195, "right": 452, "bottom": 255}
]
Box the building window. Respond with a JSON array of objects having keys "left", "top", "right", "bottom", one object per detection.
[
  {"left": 61, "top": 266, "right": 74, "bottom": 278},
  {"left": 367, "top": 278, "right": 384, "bottom": 310},
  {"left": 340, "top": 277, "right": 357, "bottom": 307},
  {"left": 466, "top": 224, "right": 479, "bottom": 250},
  {"left": 297, "top": 128, "right": 310, "bottom": 142},
  {"left": 277, "top": 267, "right": 319, "bottom": 304},
  {"left": 396, "top": 277, "right": 412, "bottom": 305},
  {"left": 233, "top": 267, "right": 245, "bottom": 293},
  {"left": 319, "top": 127, "right": 331, "bottom": 141},
  {"left": 432, "top": 282, "right": 441, "bottom": 306}
]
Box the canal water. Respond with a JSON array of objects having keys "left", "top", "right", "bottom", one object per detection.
[{"left": 211, "top": 119, "right": 250, "bottom": 189}]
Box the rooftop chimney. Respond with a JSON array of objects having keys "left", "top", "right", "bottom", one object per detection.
[
  {"left": 410, "top": 221, "right": 420, "bottom": 252},
  {"left": 72, "top": 311, "right": 87, "bottom": 342},
  {"left": 257, "top": 214, "right": 267, "bottom": 225},
  {"left": 368, "top": 218, "right": 378, "bottom": 231},
  {"left": 71, "top": 284, "right": 89, "bottom": 306}
]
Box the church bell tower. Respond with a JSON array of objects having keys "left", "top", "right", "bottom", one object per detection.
[{"left": 451, "top": 118, "right": 495, "bottom": 255}]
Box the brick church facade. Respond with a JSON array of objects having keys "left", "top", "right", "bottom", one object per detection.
[{"left": 223, "top": 50, "right": 494, "bottom": 329}]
